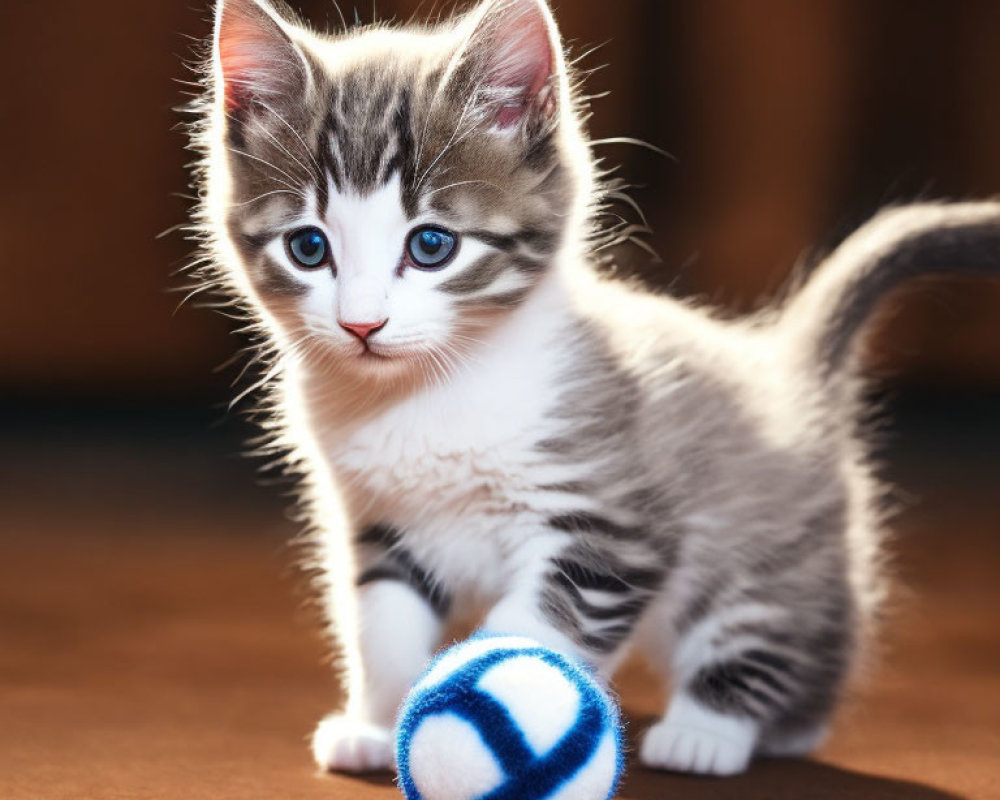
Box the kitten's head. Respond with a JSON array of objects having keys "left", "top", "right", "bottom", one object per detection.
[{"left": 198, "top": 0, "right": 593, "bottom": 385}]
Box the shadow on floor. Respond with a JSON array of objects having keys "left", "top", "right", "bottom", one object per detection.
[
  {"left": 325, "top": 758, "right": 966, "bottom": 800},
  {"left": 622, "top": 759, "right": 966, "bottom": 800}
]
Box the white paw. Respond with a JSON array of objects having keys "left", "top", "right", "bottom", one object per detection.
[
  {"left": 639, "top": 695, "right": 758, "bottom": 776},
  {"left": 640, "top": 720, "right": 754, "bottom": 775},
  {"left": 311, "top": 715, "right": 394, "bottom": 773}
]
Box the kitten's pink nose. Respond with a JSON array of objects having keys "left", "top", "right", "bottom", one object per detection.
[{"left": 339, "top": 319, "right": 388, "bottom": 341}]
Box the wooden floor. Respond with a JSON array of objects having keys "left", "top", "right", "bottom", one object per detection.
[{"left": 1, "top": 402, "right": 998, "bottom": 799}]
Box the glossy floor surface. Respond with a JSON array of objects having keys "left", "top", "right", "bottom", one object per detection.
[{"left": 1, "top": 398, "right": 998, "bottom": 799}]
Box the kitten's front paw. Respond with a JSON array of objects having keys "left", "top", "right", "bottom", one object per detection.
[
  {"left": 639, "top": 719, "right": 755, "bottom": 776},
  {"left": 312, "top": 714, "right": 394, "bottom": 773},
  {"left": 640, "top": 693, "right": 758, "bottom": 776}
]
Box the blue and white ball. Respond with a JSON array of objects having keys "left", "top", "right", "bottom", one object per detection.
[{"left": 396, "top": 634, "right": 623, "bottom": 800}]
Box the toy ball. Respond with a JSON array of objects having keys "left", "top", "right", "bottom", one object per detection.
[{"left": 395, "top": 633, "right": 623, "bottom": 800}]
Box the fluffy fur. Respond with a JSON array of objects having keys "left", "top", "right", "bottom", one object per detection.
[{"left": 186, "top": 0, "right": 1000, "bottom": 777}]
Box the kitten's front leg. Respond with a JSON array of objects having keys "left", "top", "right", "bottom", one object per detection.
[
  {"left": 484, "top": 532, "right": 666, "bottom": 677},
  {"left": 312, "top": 525, "right": 448, "bottom": 773}
]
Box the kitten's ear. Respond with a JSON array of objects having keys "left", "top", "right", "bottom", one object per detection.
[
  {"left": 457, "top": 0, "right": 562, "bottom": 130},
  {"left": 213, "top": 0, "right": 310, "bottom": 113}
]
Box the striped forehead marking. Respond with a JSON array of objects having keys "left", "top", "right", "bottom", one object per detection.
[{"left": 318, "top": 78, "right": 420, "bottom": 218}]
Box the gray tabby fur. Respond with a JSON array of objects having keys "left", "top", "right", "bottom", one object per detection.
[{"left": 187, "top": 0, "right": 1000, "bottom": 775}]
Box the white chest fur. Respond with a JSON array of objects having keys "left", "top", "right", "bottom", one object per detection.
[
  {"left": 311, "top": 281, "right": 577, "bottom": 595},
  {"left": 330, "top": 372, "right": 552, "bottom": 524}
]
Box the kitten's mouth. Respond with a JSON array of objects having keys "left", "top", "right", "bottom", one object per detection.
[
  {"left": 356, "top": 341, "right": 396, "bottom": 362},
  {"left": 341, "top": 337, "right": 423, "bottom": 366}
]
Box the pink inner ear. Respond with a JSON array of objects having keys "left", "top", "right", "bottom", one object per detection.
[
  {"left": 217, "top": 2, "right": 292, "bottom": 112},
  {"left": 483, "top": 1, "right": 556, "bottom": 128},
  {"left": 219, "top": 20, "right": 260, "bottom": 110}
]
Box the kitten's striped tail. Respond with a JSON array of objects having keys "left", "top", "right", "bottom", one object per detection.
[{"left": 780, "top": 201, "right": 1000, "bottom": 379}]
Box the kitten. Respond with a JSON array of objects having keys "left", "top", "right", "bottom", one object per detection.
[{"left": 189, "top": 0, "right": 1000, "bottom": 777}]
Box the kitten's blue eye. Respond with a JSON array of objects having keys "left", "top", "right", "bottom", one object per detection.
[
  {"left": 286, "top": 227, "right": 330, "bottom": 269},
  {"left": 407, "top": 226, "right": 458, "bottom": 270}
]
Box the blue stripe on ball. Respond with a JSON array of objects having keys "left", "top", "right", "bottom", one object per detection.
[{"left": 397, "top": 641, "right": 623, "bottom": 800}]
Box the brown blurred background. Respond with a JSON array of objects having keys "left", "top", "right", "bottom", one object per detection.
[
  {"left": 1, "top": 4, "right": 999, "bottom": 800},
  {"left": 2, "top": 0, "right": 999, "bottom": 401}
]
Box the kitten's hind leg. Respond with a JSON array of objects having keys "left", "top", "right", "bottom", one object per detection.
[
  {"left": 638, "top": 598, "right": 849, "bottom": 776},
  {"left": 313, "top": 572, "right": 445, "bottom": 773}
]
